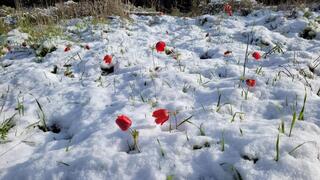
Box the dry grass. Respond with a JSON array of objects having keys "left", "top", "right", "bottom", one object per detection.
[
  {"left": 0, "top": 0, "right": 129, "bottom": 45},
  {"left": 7, "top": 0, "right": 127, "bottom": 26},
  {"left": 54, "top": 0, "right": 126, "bottom": 19}
]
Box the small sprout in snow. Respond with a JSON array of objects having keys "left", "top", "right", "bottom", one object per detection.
[
  {"left": 289, "top": 111, "right": 297, "bottom": 137},
  {"left": 275, "top": 134, "right": 280, "bottom": 161},
  {"left": 221, "top": 131, "right": 225, "bottom": 152},
  {"left": 239, "top": 128, "right": 244, "bottom": 136},
  {"left": 166, "top": 175, "right": 174, "bottom": 180},
  {"left": 15, "top": 94, "right": 24, "bottom": 116},
  {"left": 64, "top": 65, "right": 74, "bottom": 78},
  {"left": 298, "top": 89, "right": 307, "bottom": 121},
  {"left": 157, "top": 138, "right": 165, "bottom": 157},
  {"left": 279, "top": 120, "right": 285, "bottom": 134}
]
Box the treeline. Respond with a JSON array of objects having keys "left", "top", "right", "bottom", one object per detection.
[{"left": 0, "top": 0, "right": 319, "bottom": 9}]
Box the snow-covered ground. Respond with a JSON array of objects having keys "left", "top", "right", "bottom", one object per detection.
[{"left": 0, "top": 9, "right": 320, "bottom": 180}]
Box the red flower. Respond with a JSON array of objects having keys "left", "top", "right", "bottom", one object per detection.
[
  {"left": 103, "top": 55, "right": 112, "bottom": 64},
  {"left": 224, "top": 3, "right": 232, "bottom": 16},
  {"left": 64, "top": 47, "right": 71, "bottom": 52},
  {"left": 252, "top": 52, "right": 261, "bottom": 60},
  {"left": 116, "top": 115, "right": 132, "bottom": 131},
  {"left": 156, "top": 41, "right": 166, "bottom": 52},
  {"left": 85, "top": 45, "right": 90, "bottom": 50},
  {"left": 246, "top": 79, "right": 256, "bottom": 87},
  {"left": 152, "top": 109, "right": 169, "bottom": 125}
]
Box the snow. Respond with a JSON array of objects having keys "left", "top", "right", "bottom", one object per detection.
[{"left": 0, "top": 9, "right": 320, "bottom": 180}]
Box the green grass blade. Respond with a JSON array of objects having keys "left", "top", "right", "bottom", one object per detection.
[
  {"left": 289, "top": 111, "right": 297, "bottom": 137},
  {"left": 298, "top": 90, "right": 307, "bottom": 121}
]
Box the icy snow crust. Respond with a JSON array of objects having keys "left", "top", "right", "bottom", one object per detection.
[{"left": 0, "top": 10, "right": 320, "bottom": 180}]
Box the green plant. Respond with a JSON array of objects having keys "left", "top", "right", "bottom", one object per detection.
[
  {"left": 176, "top": 115, "right": 205, "bottom": 135},
  {"left": 157, "top": 138, "right": 165, "bottom": 157},
  {"left": 217, "top": 89, "right": 222, "bottom": 108},
  {"left": 166, "top": 175, "right": 174, "bottom": 180},
  {"left": 289, "top": 111, "right": 297, "bottom": 137},
  {"left": 35, "top": 98, "right": 48, "bottom": 132},
  {"left": 298, "top": 89, "right": 307, "bottom": 120},
  {"left": 221, "top": 131, "right": 225, "bottom": 152},
  {"left": 241, "top": 24, "right": 255, "bottom": 80},
  {"left": 279, "top": 120, "right": 285, "bottom": 134},
  {"left": 0, "top": 86, "right": 10, "bottom": 116},
  {"left": 303, "top": 11, "right": 313, "bottom": 19},
  {"left": 15, "top": 94, "right": 24, "bottom": 116},
  {"left": 241, "top": 88, "right": 249, "bottom": 100},
  {"left": 262, "top": 42, "right": 284, "bottom": 59},
  {"left": 239, "top": 128, "right": 244, "bottom": 136},
  {"left": 127, "top": 129, "right": 141, "bottom": 153},
  {"left": 231, "top": 112, "right": 245, "bottom": 122},
  {"left": 0, "top": 114, "right": 16, "bottom": 140},
  {"left": 0, "top": 19, "right": 12, "bottom": 35},
  {"left": 255, "top": 66, "right": 263, "bottom": 75},
  {"left": 18, "top": 19, "right": 63, "bottom": 45},
  {"left": 288, "top": 141, "right": 315, "bottom": 155}
]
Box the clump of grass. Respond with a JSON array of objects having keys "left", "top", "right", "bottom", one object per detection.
[
  {"left": 0, "top": 19, "right": 12, "bottom": 36},
  {"left": 18, "top": 21, "right": 63, "bottom": 45},
  {"left": 0, "top": 114, "right": 16, "bottom": 140},
  {"left": 34, "top": 98, "right": 48, "bottom": 132}
]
